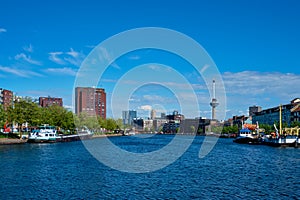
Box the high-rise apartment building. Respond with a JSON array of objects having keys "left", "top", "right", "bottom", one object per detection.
[
  {"left": 75, "top": 87, "right": 106, "bottom": 119},
  {"left": 39, "top": 97, "right": 63, "bottom": 107},
  {"left": 0, "top": 88, "right": 13, "bottom": 110}
]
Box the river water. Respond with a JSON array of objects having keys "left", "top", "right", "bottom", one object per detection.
[{"left": 0, "top": 135, "right": 299, "bottom": 199}]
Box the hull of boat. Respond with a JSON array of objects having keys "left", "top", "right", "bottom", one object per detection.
[
  {"left": 262, "top": 137, "right": 299, "bottom": 148},
  {"left": 233, "top": 137, "right": 261, "bottom": 144},
  {"left": 56, "top": 134, "right": 93, "bottom": 142},
  {"left": 27, "top": 134, "right": 93, "bottom": 143},
  {"left": 27, "top": 138, "right": 57, "bottom": 143}
]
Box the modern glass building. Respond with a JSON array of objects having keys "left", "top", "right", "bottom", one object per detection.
[{"left": 122, "top": 110, "right": 137, "bottom": 125}]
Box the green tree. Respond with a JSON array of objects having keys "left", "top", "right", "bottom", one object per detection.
[
  {"left": 211, "top": 126, "right": 223, "bottom": 134},
  {"left": 75, "top": 112, "right": 99, "bottom": 130},
  {"left": 106, "top": 118, "right": 117, "bottom": 131},
  {"left": 291, "top": 121, "right": 300, "bottom": 127},
  {"left": 98, "top": 117, "right": 107, "bottom": 129},
  {"left": 259, "top": 124, "right": 272, "bottom": 134},
  {"left": 0, "top": 104, "right": 7, "bottom": 129},
  {"left": 11, "top": 98, "right": 42, "bottom": 135},
  {"left": 115, "top": 118, "right": 123, "bottom": 129}
]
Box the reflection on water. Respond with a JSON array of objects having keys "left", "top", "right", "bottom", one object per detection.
[{"left": 0, "top": 135, "right": 299, "bottom": 199}]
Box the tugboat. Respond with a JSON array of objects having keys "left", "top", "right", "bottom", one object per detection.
[{"left": 233, "top": 122, "right": 262, "bottom": 144}]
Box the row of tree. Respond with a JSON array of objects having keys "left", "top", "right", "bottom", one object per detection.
[{"left": 0, "top": 97, "right": 122, "bottom": 134}]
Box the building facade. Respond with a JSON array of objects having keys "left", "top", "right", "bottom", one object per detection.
[
  {"left": 0, "top": 88, "right": 13, "bottom": 110},
  {"left": 166, "top": 110, "right": 184, "bottom": 122},
  {"left": 153, "top": 119, "right": 167, "bottom": 132},
  {"left": 122, "top": 110, "right": 137, "bottom": 125},
  {"left": 39, "top": 97, "right": 63, "bottom": 107},
  {"left": 150, "top": 109, "right": 156, "bottom": 120},
  {"left": 252, "top": 104, "right": 292, "bottom": 126},
  {"left": 249, "top": 105, "right": 262, "bottom": 116},
  {"left": 252, "top": 98, "right": 300, "bottom": 126},
  {"left": 75, "top": 87, "right": 106, "bottom": 119}
]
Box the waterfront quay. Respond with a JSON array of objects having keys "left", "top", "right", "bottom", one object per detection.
[{"left": 0, "top": 138, "right": 27, "bottom": 145}]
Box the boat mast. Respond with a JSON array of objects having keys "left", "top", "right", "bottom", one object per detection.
[{"left": 279, "top": 104, "right": 282, "bottom": 136}]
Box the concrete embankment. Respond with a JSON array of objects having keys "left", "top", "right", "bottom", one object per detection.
[
  {"left": 92, "top": 134, "right": 122, "bottom": 138},
  {"left": 0, "top": 134, "right": 122, "bottom": 145},
  {"left": 0, "top": 138, "right": 27, "bottom": 145}
]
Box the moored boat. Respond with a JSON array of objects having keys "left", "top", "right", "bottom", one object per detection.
[
  {"left": 262, "top": 124, "right": 299, "bottom": 148},
  {"left": 27, "top": 125, "right": 57, "bottom": 143},
  {"left": 262, "top": 135, "right": 299, "bottom": 147},
  {"left": 233, "top": 121, "right": 263, "bottom": 144},
  {"left": 56, "top": 127, "right": 94, "bottom": 142},
  {"left": 233, "top": 128, "right": 261, "bottom": 144},
  {"left": 28, "top": 125, "right": 94, "bottom": 143}
]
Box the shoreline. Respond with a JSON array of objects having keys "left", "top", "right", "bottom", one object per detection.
[
  {"left": 92, "top": 133, "right": 122, "bottom": 138},
  {"left": 0, "top": 138, "right": 27, "bottom": 145},
  {"left": 0, "top": 133, "right": 123, "bottom": 145}
]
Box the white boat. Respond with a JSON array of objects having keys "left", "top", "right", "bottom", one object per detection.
[
  {"left": 262, "top": 124, "right": 299, "bottom": 147},
  {"left": 28, "top": 125, "right": 57, "bottom": 143},
  {"left": 233, "top": 128, "right": 260, "bottom": 144},
  {"left": 28, "top": 125, "right": 94, "bottom": 143},
  {"left": 122, "top": 129, "right": 136, "bottom": 136},
  {"left": 56, "top": 126, "right": 94, "bottom": 142},
  {"left": 233, "top": 122, "right": 261, "bottom": 144}
]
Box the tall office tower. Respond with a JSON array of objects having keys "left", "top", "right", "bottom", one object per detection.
[
  {"left": 122, "top": 110, "right": 137, "bottom": 125},
  {"left": 75, "top": 87, "right": 106, "bottom": 119}
]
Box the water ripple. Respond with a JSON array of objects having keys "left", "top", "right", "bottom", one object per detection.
[{"left": 0, "top": 135, "right": 299, "bottom": 199}]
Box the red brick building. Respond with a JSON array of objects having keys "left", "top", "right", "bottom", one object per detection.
[
  {"left": 75, "top": 87, "right": 106, "bottom": 119},
  {"left": 0, "top": 88, "right": 13, "bottom": 110},
  {"left": 39, "top": 97, "right": 63, "bottom": 107}
]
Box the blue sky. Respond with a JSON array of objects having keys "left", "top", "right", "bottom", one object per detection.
[{"left": 0, "top": 0, "right": 299, "bottom": 119}]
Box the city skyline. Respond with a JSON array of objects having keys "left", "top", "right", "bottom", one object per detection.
[{"left": 0, "top": 0, "right": 299, "bottom": 119}]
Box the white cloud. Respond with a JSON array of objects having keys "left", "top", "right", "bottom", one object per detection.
[
  {"left": 49, "top": 52, "right": 65, "bottom": 65},
  {"left": 0, "top": 65, "right": 42, "bottom": 77},
  {"left": 23, "top": 44, "right": 33, "bottom": 53},
  {"left": 200, "top": 64, "right": 210, "bottom": 74},
  {"left": 98, "top": 47, "right": 120, "bottom": 69},
  {"left": 45, "top": 67, "right": 77, "bottom": 76},
  {"left": 220, "top": 70, "right": 300, "bottom": 118},
  {"left": 66, "top": 48, "right": 80, "bottom": 58},
  {"left": 143, "top": 94, "right": 166, "bottom": 102},
  {"left": 64, "top": 105, "right": 73, "bottom": 110},
  {"left": 49, "top": 48, "right": 85, "bottom": 66},
  {"left": 222, "top": 71, "right": 300, "bottom": 96},
  {"left": 14, "top": 53, "right": 42, "bottom": 65},
  {"left": 64, "top": 48, "right": 85, "bottom": 66},
  {"left": 0, "top": 28, "right": 7, "bottom": 33},
  {"left": 139, "top": 105, "right": 152, "bottom": 111}
]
